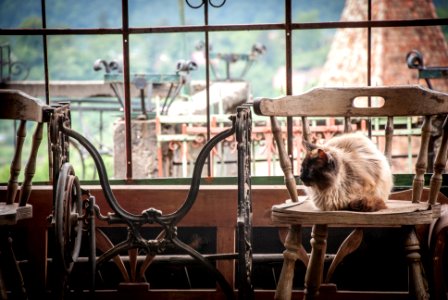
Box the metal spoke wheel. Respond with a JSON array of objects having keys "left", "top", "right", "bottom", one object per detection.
[{"left": 54, "top": 162, "right": 83, "bottom": 274}]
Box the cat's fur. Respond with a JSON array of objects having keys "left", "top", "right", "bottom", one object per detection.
[{"left": 299, "top": 132, "right": 393, "bottom": 212}]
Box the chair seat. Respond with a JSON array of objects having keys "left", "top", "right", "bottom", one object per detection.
[
  {"left": 272, "top": 197, "right": 441, "bottom": 226},
  {"left": 0, "top": 203, "right": 33, "bottom": 226}
]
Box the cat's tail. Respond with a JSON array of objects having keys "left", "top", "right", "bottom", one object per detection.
[{"left": 348, "top": 196, "right": 387, "bottom": 212}]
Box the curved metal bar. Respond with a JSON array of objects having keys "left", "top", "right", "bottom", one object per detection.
[
  {"left": 61, "top": 126, "right": 142, "bottom": 224},
  {"left": 171, "top": 236, "right": 235, "bottom": 300},
  {"left": 185, "top": 0, "right": 205, "bottom": 9},
  {"left": 62, "top": 119, "right": 236, "bottom": 226},
  {"left": 95, "top": 239, "right": 135, "bottom": 270},
  {"left": 185, "top": 0, "right": 226, "bottom": 9},
  {"left": 160, "top": 117, "right": 236, "bottom": 224},
  {"left": 209, "top": 0, "right": 226, "bottom": 8}
]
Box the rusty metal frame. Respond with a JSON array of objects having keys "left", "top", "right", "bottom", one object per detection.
[{"left": 1, "top": 0, "right": 448, "bottom": 180}]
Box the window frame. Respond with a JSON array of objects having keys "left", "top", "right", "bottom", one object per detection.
[{"left": 1, "top": 0, "right": 447, "bottom": 181}]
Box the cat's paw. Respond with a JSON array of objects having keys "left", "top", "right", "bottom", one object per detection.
[{"left": 348, "top": 197, "right": 387, "bottom": 212}]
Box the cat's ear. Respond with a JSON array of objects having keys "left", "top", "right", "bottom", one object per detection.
[
  {"left": 318, "top": 149, "right": 337, "bottom": 169},
  {"left": 317, "top": 148, "right": 328, "bottom": 161},
  {"left": 302, "top": 140, "right": 317, "bottom": 152}
]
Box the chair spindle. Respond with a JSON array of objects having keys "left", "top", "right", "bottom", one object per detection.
[
  {"left": 19, "top": 122, "right": 44, "bottom": 207},
  {"left": 412, "top": 115, "right": 432, "bottom": 203},
  {"left": 6, "top": 120, "right": 27, "bottom": 205}
]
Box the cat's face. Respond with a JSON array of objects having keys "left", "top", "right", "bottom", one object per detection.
[{"left": 299, "top": 141, "right": 338, "bottom": 189}]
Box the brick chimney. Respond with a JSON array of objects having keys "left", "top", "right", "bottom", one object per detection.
[{"left": 319, "top": 0, "right": 448, "bottom": 92}]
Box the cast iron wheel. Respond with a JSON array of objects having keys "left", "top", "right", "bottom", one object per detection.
[{"left": 54, "top": 162, "right": 83, "bottom": 274}]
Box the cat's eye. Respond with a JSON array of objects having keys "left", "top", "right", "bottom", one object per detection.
[{"left": 352, "top": 96, "right": 385, "bottom": 108}]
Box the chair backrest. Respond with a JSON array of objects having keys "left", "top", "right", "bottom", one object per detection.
[
  {"left": 0, "top": 89, "right": 50, "bottom": 206},
  {"left": 253, "top": 85, "right": 448, "bottom": 206}
]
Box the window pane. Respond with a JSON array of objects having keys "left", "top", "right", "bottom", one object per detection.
[
  {"left": 209, "top": 31, "right": 279, "bottom": 98},
  {"left": 47, "top": 35, "right": 123, "bottom": 180},
  {"left": 208, "top": 31, "right": 282, "bottom": 178},
  {"left": 372, "top": 26, "right": 448, "bottom": 92},
  {"left": 47, "top": 35, "right": 122, "bottom": 80},
  {"left": 0, "top": 0, "right": 42, "bottom": 29},
  {"left": 46, "top": 0, "right": 122, "bottom": 28},
  {"left": 122, "top": 33, "right": 204, "bottom": 179},
  {"left": 209, "top": 0, "right": 284, "bottom": 25},
  {"left": 129, "top": 0, "right": 203, "bottom": 27},
  {"left": 316, "top": 28, "right": 368, "bottom": 87},
  {"left": 292, "top": 29, "right": 336, "bottom": 93},
  {"left": 373, "top": 0, "right": 447, "bottom": 20},
  {"left": 0, "top": 120, "right": 50, "bottom": 183},
  {"left": 293, "top": 0, "right": 347, "bottom": 23},
  {"left": 0, "top": 35, "right": 45, "bottom": 83}
]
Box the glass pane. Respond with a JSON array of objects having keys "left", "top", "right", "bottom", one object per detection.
[
  {"left": 129, "top": 0, "right": 203, "bottom": 27},
  {"left": 47, "top": 35, "right": 122, "bottom": 80},
  {"left": 315, "top": 28, "right": 368, "bottom": 87},
  {"left": 293, "top": 0, "right": 347, "bottom": 23},
  {"left": 0, "top": 35, "right": 45, "bottom": 83},
  {"left": 209, "top": 31, "right": 282, "bottom": 178},
  {"left": 46, "top": 0, "right": 122, "bottom": 28},
  {"left": 0, "top": 0, "right": 42, "bottom": 29},
  {"left": 209, "top": 0, "right": 284, "bottom": 25},
  {"left": 292, "top": 28, "right": 337, "bottom": 93},
  {"left": 47, "top": 35, "right": 123, "bottom": 180},
  {"left": 372, "top": 26, "right": 448, "bottom": 92},
  {"left": 374, "top": 0, "right": 447, "bottom": 20},
  {"left": 209, "top": 31, "right": 279, "bottom": 98},
  {"left": 122, "top": 33, "right": 205, "bottom": 179}
]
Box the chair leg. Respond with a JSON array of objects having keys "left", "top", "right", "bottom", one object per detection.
[
  {"left": 304, "top": 224, "right": 328, "bottom": 300},
  {"left": 404, "top": 226, "right": 430, "bottom": 300},
  {"left": 275, "top": 225, "right": 307, "bottom": 300},
  {"left": 325, "top": 228, "right": 363, "bottom": 283},
  {"left": 0, "top": 229, "right": 27, "bottom": 300}
]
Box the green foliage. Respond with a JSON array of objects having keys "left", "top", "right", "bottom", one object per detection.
[{"left": 0, "top": 122, "right": 50, "bottom": 183}]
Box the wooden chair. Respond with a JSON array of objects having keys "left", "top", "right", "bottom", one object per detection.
[
  {"left": 253, "top": 85, "right": 448, "bottom": 300},
  {"left": 0, "top": 89, "right": 50, "bottom": 299}
]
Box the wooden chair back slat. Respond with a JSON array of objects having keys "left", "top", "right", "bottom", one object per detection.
[
  {"left": 270, "top": 116, "right": 298, "bottom": 202},
  {"left": 6, "top": 120, "right": 27, "bottom": 205},
  {"left": 385, "top": 116, "right": 394, "bottom": 163},
  {"left": 412, "top": 115, "right": 432, "bottom": 203},
  {"left": 343, "top": 116, "right": 351, "bottom": 133},
  {"left": 19, "top": 122, "right": 44, "bottom": 206},
  {"left": 301, "top": 116, "right": 310, "bottom": 142},
  {"left": 0, "top": 90, "right": 44, "bottom": 122},
  {"left": 254, "top": 85, "right": 448, "bottom": 117}
]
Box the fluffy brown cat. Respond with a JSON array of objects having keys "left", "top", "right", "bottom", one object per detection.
[{"left": 299, "top": 132, "right": 393, "bottom": 212}]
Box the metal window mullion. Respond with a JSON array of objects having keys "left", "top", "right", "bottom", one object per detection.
[
  {"left": 121, "top": 0, "right": 133, "bottom": 180},
  {"left": 367, "top": 0, "right": 372, "bottom": 138},
  {"left": 204, "top": 2, "right": 212, "bottom": 177},
  {"left": 285, "top": 0, "right": 294, "bottom": 170},
  {"left": 41, "top": 0, "right": 49, "bottom": 105}
]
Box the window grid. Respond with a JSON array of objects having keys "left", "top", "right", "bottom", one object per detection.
[{"left": 1, "top": 0, "right": 447, "bottom": 180}]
